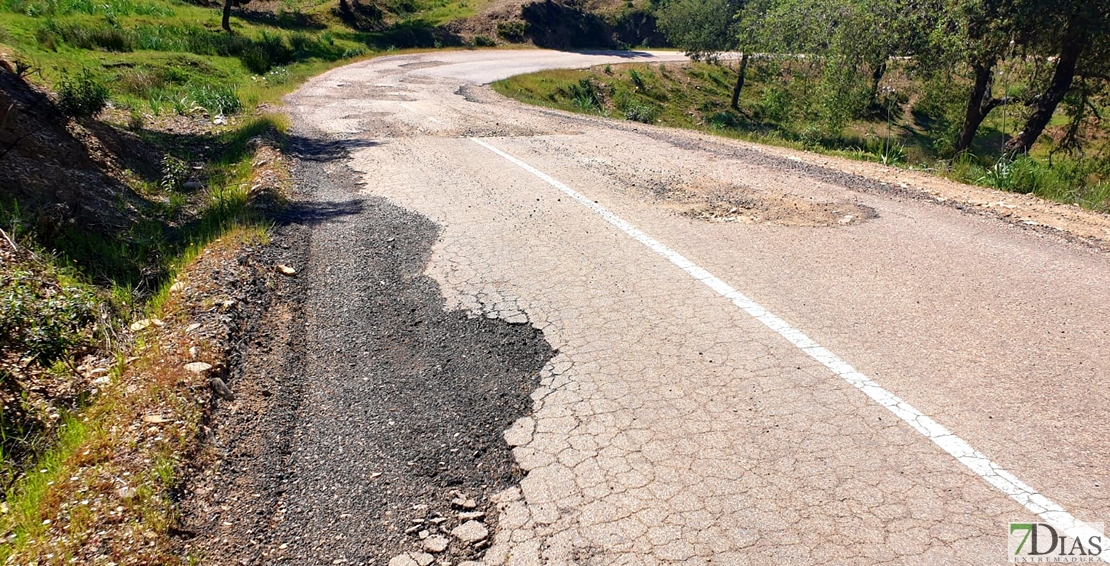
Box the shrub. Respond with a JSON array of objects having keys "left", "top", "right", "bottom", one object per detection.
[
  {"left": 496, "top": 21, "right": 527, "bottom": 43},
  {"left": 239, "top": 44, "right": 272, "bottom": 74},
  {"left": 623, "top": 102, "right": 657, "bottom": 123},
  {"left": 473, "top": 35, "right": 495, "bottom": 47},
  {"left": 127, "top": 108, "right": 144, "bottom": 131},
  {"left": 160, "top": 155, "right": 188, "bottom": 192},
  {"left": 57, "top": 69, "right": 109, "bottom": 117},
  {"left": 0, "top": 266, "right": 97, "bottom": 366}
]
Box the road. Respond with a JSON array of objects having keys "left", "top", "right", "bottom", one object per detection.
[{"left": 278, "top": 50, "right": 1110, "bottom": 565}]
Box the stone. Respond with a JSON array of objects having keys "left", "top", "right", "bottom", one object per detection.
[
  {"left": 276, "top": 264, "right": 297, "bottom": 276},
  {"left": 412, "top": 553, "right": 434, "bottom": 566},
  {"left": 423, "top": 535, "right": 449, "bottom": 553},
  {"left": 388, "top": 555, "right": 419, "bottom": 566},
  {"left": 451, "top": 496, "right": 477, "bottom": 509},
  {"left": 184, "top": 362, "right": 213, "bottom": 374},
  {"left": 209, "top": 377, "right": 235, "bottom": 401},
  {"left": 458, "top": 511, "right": 485, "bottom": 521},
  {"left": 451, "top": 520, "right": 489, "bottom": 544}
]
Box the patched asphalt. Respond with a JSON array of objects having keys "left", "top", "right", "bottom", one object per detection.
[{"left": 177, "top": 130, "right": 553, "bottom": 565}]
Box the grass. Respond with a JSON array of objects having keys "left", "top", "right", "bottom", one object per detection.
[
  {"left": 0, "top": 226, "right": 270, "bottom": 563},
  {"left": 492, "top": 61, "right": 1110, "bottom": 213}
]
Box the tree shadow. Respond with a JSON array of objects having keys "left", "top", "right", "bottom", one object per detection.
[
  {"left": 520, "top": 1, "right": 668, "bottom": 50},
  {"left": 234, "top": 8, "right": 330, "bottom": 31}
]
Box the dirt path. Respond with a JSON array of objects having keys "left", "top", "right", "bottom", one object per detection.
[{"left": 189, "top": 50, "right": 1110, "bottom": 565}]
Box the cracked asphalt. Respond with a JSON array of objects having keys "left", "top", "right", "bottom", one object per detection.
[{"left": 278, "top": 50, "right": 1110, "bottom": 565}]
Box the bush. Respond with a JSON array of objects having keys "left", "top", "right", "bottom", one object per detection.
[
  {"left": 473, "top": 35, "right": 496, "bottom": 47},
  {"left": 496, "top": 21, "right": 527, "bottom": 42},
  {"left": 623, "top": 102, "right": 657, "bottom": 123},
  {"left": 0, "top": 266, "right": 98, "bottom": 366},
  {"left": 240, "top": 44, "right": 272, "bottom": 74},
  {"left": 57, "top": 69, "right": 110, "bottom": 117}
]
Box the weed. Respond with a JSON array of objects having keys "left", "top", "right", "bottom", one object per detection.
[
  {"left": 127, "top": 108, "right": 144, "bottom": 131},
  {"left": 56, "top": 69, "right": 109, "bottom": 117},
  {"left": 628, "top": 68, "right": 645, "bottom": 90},
  {"left": 561, "top": 78, "right": 604, "bottom": 112},
  {"left": 189, "top": 83, "right": 241, "bottom": 116},
  {"left": 159, "top": 155, "right": 188, "bottom": 193}
]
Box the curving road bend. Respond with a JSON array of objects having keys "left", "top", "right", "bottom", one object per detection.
[{"left": 285, "top": 50, "right": 1110, "bottom": 565}]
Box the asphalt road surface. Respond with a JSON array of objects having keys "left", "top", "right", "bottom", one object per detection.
[{"left": 274, "top": 50, "right": 1110, "bottom": 565}]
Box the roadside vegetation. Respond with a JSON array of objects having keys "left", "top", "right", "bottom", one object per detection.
[{"left": 494, "top": 0, "right": 1110, "bottom": 212}]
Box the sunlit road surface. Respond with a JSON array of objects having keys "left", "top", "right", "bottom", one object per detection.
[{"left": 287, "top": 50, "right": 1110, "bottom": 565}]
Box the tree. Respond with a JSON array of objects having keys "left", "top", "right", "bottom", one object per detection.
[
  {"left": 926, "top": 0, "right": 1026, "bottom": 154},
  {"left": 222, "top": 0, "right": 253, "bottom": 32},
  {"left": 657, "top": 0, "right": 752, "bottom": 109},
  {"left": 1004, "top": 0, "right": 1110, "bottom": 153}
]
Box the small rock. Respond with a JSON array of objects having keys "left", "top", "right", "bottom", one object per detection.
[
  {"left": 423, "top": 535, "right": 449, "bottom": 553},
  {"left": 183, "top": 181, "right": 204, "bottom": 190},
  {"left": 429, "top": 517, "right": 448, "bottom": 524},
  {"left": 276, "top": 264, "right": 297, "bottom": 276},
  {"left": 169, "top": 281, "right": 185, "bottom": 293},
  {"left": 88, "top": 367, "right": 108, "bottom": 376},
  {"left": 458, "top": 511, "right": 485, "bottom": 521},
  {"left": 184, "top": 362, "right": 213, "bottom": 374},
  {"left": 412, "top": 553, "right": 434, "bottom": 566},
  {"left": 209, "top": 377, "right": 235, "bottom": 401},
  {"left": 418, "top": 529, "right": 429, "bottom": 539},
  {"left": 451, "top": 496, "right": 477, "bottom": 510},
  {"left": 142, "top": 414, "right": 170, "bottom": 424},
  {"left": 185, "top": 323, "right": 202, "bottom": 333},
  {"left": 117, "top": 487, "right": 137, "bottom": 499},
  {"left": 129, "top": 319, "right": 153, "bottom": 332},
  {"left": 451, "top": 520, "right": 488, "bottom": 544},
  {"left": 388, "top": 555, "right": 419, "bottom": 566}
]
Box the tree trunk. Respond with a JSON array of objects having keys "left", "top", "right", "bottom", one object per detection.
[
  {"left": 955, "top": 61, "right": 995, "bottom": 154},
  {"left": 730, "top": 52, "right": 749, "bottom": 110},
  {"left": 1003, "top": 28, "right": 1087, "bottom": 154},
  {"left": 222, "top": 0, "right": 233, "bottom": 32},
  {"left": 869, "top": 60, "right": 887, "bottom": 106}
]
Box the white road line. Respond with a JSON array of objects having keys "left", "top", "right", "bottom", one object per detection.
[{"left": 471, "top": 137, "right": 1107, "bottom": 557}]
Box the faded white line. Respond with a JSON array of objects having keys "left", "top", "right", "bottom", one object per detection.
[{"left": 471, "top": 137, "right": 1106, "bottom": 557}]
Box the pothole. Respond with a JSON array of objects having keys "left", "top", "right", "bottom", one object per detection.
[
  {"left": 686, "top": 195, "right": 877, "bottom": 227},
  {"left": 399, "top": 60, "right": 448, "bottom": 70}
]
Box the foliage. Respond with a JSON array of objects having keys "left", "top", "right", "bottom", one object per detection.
[
  {"left": 0, "top": 263, "right": 97, "bottom": 366},
  {"left": 56, "top": 68, "right": 109, "bottom": 117},
  {"left": 496, "top": 21, "right": 526, "bottom": 42}
]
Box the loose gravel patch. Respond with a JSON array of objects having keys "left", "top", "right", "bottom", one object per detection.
[{"left": 176, "top": 128, "right": 554, "bottom": 565}]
